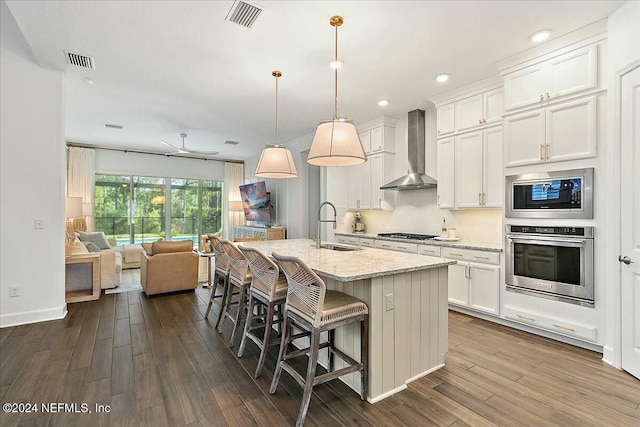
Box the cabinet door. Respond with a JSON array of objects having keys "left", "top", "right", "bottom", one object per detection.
[
  {"left": 455, "top": 94, "right": 483, "bottom": 132},
  {"left": 547, "top": 45, "right": 597, "bottom": 100},
  {"left": 504, "top": 109, "right": 546, "bottom": 167},
  {"left": 483, "top": 87, "right": 504, "bottom": 125},
  {"left": 545, "top": 96, "right": 597, "bottom": 163},
  {"left": 359, "top": 130, "right": 372, "bottom": 154},
  {"left": 437, "top": 103, "right": 455, "bottom": 136},
  {"left": 503, "top": 63, "right": 546, "bottom": 111},
  {"left": 326, "top": 166, "right": 350, "bottom": 210},
  {"left": 455, "top": 131, "right": 484, "bottom": 208},
  {"left": 370, "top": 126, "right": 384, "bottom": 153},
  {"left": 358, "top": 161, "right": 371, "bottom": 210},
  {"left": 437, "top": 137, "right": 455, "bottom": 208},
  {"left": 483, "top": 127, "right": 503, "bottom": 207},
  {"left": 448, "top": 263, "right": 470, "bottom": 306},
  {"left": 369, "top": 153, "right": 394, "bottom": 210},
  {"left": 348, "top": 166, "right": 360, "bottom": 209},
  {"left": 468, "top": 262, "right": 500, "bottom": 315}
]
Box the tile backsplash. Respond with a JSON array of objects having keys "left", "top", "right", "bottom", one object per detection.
[{"left": 336, "top": 189, "right": 503, "bottom": 246}]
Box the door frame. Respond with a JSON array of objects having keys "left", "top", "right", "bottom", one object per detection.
[{"left": 604, "top": 60, "right": 640, "bottom": 369}]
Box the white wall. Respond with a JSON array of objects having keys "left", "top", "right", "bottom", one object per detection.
[
  {"left": 603, "top": 0, "right": 640, "bottom": 367},
  {"left": 1, "top": 1, "right": 66, "bottom": 327}
]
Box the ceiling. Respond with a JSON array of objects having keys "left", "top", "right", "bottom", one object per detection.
[{"left": 6, "top": 0, "right": 623, "bottom": 161}]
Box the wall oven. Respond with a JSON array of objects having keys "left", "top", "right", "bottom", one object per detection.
[
  {"left": 505, "top": 225, "right": 594, "bottom": 307},
  {"left": 505, "top": 168, "right": 593, "bottom": 219}
]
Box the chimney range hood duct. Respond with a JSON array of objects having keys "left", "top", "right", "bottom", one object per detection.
[{"left": 380, "top": 109, "right": 437, "bottom": 191}]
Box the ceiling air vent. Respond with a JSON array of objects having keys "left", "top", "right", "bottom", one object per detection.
[
  {"left": 65, "top": 51, "right": 95, "bottom": 69},
  {"left": 224, "top": 140, "right": 239, "bottom": 145},
  {"left": 225, "top": 1, "right": 263, "bottom": 28}
]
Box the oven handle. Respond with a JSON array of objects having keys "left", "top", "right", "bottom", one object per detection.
[{"left": 506, "top": 236, "right": 588, "bottom": 246}]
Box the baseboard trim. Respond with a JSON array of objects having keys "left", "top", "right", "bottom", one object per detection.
[
  {"left": 0, "top": 304, "right": 67, "bottom": 328},
  {"left": 602, "top": 345, "right": 621, "bottom": 369},
  {"left": 368, "top": 384, "right": 408, "bottom": 404},
  {"left": 406, "top": 363, "right": 446, "bottom": 384}
]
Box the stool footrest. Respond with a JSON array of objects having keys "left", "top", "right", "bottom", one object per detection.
[
  {"left": 314, "top": 363, "right": 363, "bottom": 387},
  {"left": 283, "top": 342, "right": 331, "bottom": 361}
]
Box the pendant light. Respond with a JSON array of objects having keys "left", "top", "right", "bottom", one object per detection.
[
  {"left": 307, "top": 16, "right": 366, "bottom": 167},
  {"left": 255, "top": 71, "right": 298, "bottom": 179}
]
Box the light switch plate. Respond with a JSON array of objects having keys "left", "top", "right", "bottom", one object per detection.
[{"left": 385, "top": 293, "right": 394, "bottom": 311}]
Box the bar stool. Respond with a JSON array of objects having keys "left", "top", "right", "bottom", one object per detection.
[
  {"left": 217, "top": 240, "right": 252, "bottom": 347},
  {"left": 237, "top": 245, "right": 288, "bottom": 378},
  {"left": 269, "top": 252, "right": 369, "bottom": 427},
  {"left": 204, "top": 236, "right": 230, "bottom": 330}
]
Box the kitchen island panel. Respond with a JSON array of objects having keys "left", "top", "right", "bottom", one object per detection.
[{"left": 326, "top": 268, "right": 448, "bottom": 403}]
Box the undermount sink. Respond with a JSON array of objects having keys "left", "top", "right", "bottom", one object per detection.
[{"left": 316, "top": 243, "right": 360, "bottom": 252}]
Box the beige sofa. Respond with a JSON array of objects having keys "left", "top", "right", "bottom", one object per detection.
[
  {"left": 105, "top": 239, "right": 143, "bottom": 269},
  {"left": 140, "top": 240, "right": 198, "bottom": 296},
  {"left": 71, "top": 241, "right": 122, "bottom": 289}
]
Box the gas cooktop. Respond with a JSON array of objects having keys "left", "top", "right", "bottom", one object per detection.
[{"left": 377, "top": 232, "right": 438, "bottom": 241}]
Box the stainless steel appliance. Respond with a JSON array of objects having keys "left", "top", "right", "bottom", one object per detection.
[
  {"left": 505, "top": 225, "right": 594, "bottom": 307},
  {"left": 505, "top": 168, "right": 593, "bottom": 219}
]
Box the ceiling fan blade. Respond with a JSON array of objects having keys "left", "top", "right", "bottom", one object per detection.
[
  {"left": 160, "top": 140, "right": 181, "bottom": 150},
  {"left": 181, "top": 147, "right": 219, "bottom": 155}
]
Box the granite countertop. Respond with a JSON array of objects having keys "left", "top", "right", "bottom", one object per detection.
[
  {"left": 238, "top": 239, "right": 455, "bottom": 282},
  {"left": 334, "top": 232, "right": 503, "bottom": 252}
]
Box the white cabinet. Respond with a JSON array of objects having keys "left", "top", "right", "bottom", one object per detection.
[
  {"left": 326, "top": 166, "right": 349, "bottom": 210},
  {"left": 503, "top": 45, "right": 598, "bottom": 111},
  {"left": 335, "top": 235, "right": 375, "bottom": 247},
  {"left": 436, "top": 103, "right": 455, "bottom": 137},
  {"left": 455, "top": 127, "right": 503, "bottom": 208},
  {"left": 504, "top": 96, "right": 596, "bottom": 167},
  {"left": 347, "top": 152, "right": 394, "bottom": 210},
  {"left": 455, "top": 88, "right": 504, "bottom": 132},
  {"left": 442, "top": 248, "right": 501, "bottom": 316},
  {"left": 359, "top": 124, "right": 393, "bottom": 154},
  {"left": 436, "top": 137, "right": 455, "bottom": 209},
  {"left": 418, "top": 244, "right": 442, "bottom": 257},
  {"left": 504, "top": 306, "right": 597, "bottom": 342},
  {"left": 374, "top": 240, "right": 418, "bottom": 254}
]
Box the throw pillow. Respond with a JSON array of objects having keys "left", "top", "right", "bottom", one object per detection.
[
  {"left": 82, "top": 241, "right": 101, "bottom": 253},
  {"left": 77, "top": 231, "right": 111, "bottom": 250}
]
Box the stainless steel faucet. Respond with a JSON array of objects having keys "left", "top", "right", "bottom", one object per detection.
[{"left": 316, "top": 201, "right": 337, "bottom": 248}]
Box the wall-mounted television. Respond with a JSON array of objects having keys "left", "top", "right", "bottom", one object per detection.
[{"left": 239, "top": 181, "right": 272, "bottom": 224}]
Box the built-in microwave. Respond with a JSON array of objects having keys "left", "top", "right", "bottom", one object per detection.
[{"left": 505, "top": 168, "right": 593, "bottom": 219}]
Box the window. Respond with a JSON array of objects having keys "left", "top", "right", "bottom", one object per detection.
[{"left": 94, "top": 174, "right": 223, "bottom": 245}]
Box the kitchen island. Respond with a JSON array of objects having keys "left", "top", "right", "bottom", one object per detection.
[{"left": 239, "top": 238, "right": 455, "bottom": 403}]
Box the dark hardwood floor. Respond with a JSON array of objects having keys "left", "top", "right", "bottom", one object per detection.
[{"left": 1, "top": 285, "right": 639, "bottom": 426}]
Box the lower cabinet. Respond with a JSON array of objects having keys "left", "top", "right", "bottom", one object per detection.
[
  {"left": 443, "top": 247, "right": 500, "bottom": 316},
  {"left": 504, "top": 305, "right": 597, "bottom": 342}
]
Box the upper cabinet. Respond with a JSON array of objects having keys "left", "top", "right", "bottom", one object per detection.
[
  {"left": 503, "top": 45, "right": 598, "bottom": 112},
  {"left": 326, "top": 117, "right": 397, "bottom": 211},
  {"left": 455, "top": 88, "right": 504, "bottom": 133},
  {"left": 436, "top": 85, "right": 504, "bottom": 138},
  {"left": 504, "top": 96, "right": 597, "bottom": 167}
]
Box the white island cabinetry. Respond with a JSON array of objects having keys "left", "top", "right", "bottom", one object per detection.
[{"left": 241, "top": 239, "right": 452, "bottom": 403}]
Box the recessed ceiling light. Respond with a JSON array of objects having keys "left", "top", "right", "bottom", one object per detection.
[
  {"left": 329, "top": 59, "right": 343, "bottom": 69},
  {"left": 530, "top": 29, "right": 552, "bottom": 43},
  {"left": 84, "top": 77, "right": 94, "bottom": 85},
  {"left": 378, "top": 100, "right": 389, "bottom": 107},
  {"left": 436, "top": 74, "right": 450, "bottom": 83}
]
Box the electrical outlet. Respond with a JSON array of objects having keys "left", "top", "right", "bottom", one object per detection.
[
  {"left": 385, "top": 293, "right": 394, "bottom": 311},
  {"left": 9, "top": 286, "right": 19, "bottom": 297}
]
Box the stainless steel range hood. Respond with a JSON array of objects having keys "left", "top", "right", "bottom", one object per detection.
[{"left": 380, "top": 109, "right": 437, "bottom": 190}]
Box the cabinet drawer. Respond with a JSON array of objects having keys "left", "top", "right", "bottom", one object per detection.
[
  {"left": 374, "top": 240, "right": 418, "bottom": 254},
  {"left": 336, "top": 236, "right": 359, "bottom": 245},
  {"left": 504, "top": 306, "right": 596, "bottom": 342},
  {"left": 359, "top": 238, "right": 375, "bottom": 248},
  {"left": 442, "top": 247, "right": 500, "bottom": 265},
  {"left": 419, "top": 245, "right": 442, "bottom": 257}
]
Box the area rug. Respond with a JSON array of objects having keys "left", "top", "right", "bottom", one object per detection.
[{"left": 105, "top": 269, "right": 143, "bottom": 294}]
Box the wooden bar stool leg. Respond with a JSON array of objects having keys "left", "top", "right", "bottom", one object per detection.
[
  {"left": 206, "top": 274, "right": 226, "bottom": 320},
  {"left": 255, "top": 301, "right": 275, "bottom": 378},
  {"left": 229, "top": 284, "right": 247, "bottom": 347},
  {"left": 237, "top": 293, "right": 256, "bottom": 358},
  {"left": 216, "top": 278, "right": 233, "bottom": 332},
  {"left": 269, "top": 315, "right": 292, "bottom": 395},
  {"left": 296, "top": 329, "right": 321, "bottom": 427},
  {"left": 361, "top": 314, "right": 368, "bottom": 401},
  {"left": 328, "top": 329, "right": 335, "bottom": 372}
]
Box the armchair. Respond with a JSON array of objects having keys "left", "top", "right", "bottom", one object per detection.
[{"left": 140, "top": 240, "right": 198, "bottom": 296}]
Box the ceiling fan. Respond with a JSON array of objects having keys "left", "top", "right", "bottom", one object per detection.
[{"left": 160, "top": 133, "right": 219, "bottom": 155}]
